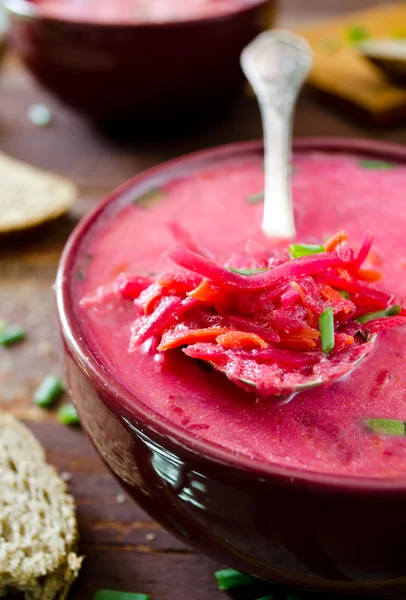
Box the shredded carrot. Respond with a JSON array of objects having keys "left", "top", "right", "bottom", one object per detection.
[
  {"left": 336, "top": 268, "right": 353, "bottom": 282},
  {"left": 319, "top": 283, "right": 354, "bottom": 313},
  {"left": 325, "top": 230, "right": 348, "bottom": 252},
  {"left": 158, "top": 327, "right": 231, "bottom": 351},
  {"left": 188, "top": 280, "right": 220, "bottom": 303},
  {"left": 216, "top": 331, "right": 268, "bottom": 350},
  {"left": 357, "top": 268, "right": 382, "bottom": 283}
]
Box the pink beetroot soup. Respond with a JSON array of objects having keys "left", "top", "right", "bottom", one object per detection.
[
  {"left": 33, "top": 0, "right": 260, "bottom": 23},
  {"left": 72, "top": 149, "right": 406, "bottom": 478}
]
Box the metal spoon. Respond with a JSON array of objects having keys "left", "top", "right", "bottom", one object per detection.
[{"left": 241, "top": 30, "right": 312, "bottom": 239}]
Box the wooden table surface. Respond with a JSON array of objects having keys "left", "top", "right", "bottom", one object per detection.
[{"left": 1, "top": 3, "right": 406, "bottom": 599}]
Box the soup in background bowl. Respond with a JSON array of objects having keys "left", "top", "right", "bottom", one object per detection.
[
  {"left": 3, "top": 0, "right": 275, "bottom": 121},
  {"left": 56, "top": 138, "right": 406, "bottom": 594}
]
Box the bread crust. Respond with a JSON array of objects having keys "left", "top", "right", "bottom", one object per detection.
[{"left": 0, "top": 411, "right": 82, "bottom": 599}]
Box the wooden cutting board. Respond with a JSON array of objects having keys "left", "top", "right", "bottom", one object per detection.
[{"left": 293, "top": 3, "right": 406, "bottom": 124}]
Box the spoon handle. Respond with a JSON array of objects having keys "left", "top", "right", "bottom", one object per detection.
[{"left": 241, "top": 30, "right": 312, "bottom": 239}]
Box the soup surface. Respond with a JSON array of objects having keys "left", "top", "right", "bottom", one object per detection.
[
  {"left": 34, "top": 0, "right": 260, "bottom": 23},
  {"left": 72, "top": 149, "right": 406, "bottom": 477}
]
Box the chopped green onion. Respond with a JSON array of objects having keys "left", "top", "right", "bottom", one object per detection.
[
  {"left": 228, "top": 267, "right": 269, "bottom": 276},
  {"left": 0, "top": 325, "right": 25, "bottom": 346},
  {"left": 0, "top": 319, "right": 6, "bottom": 332},
  {"left": 34, "top": 375, "right": 64, "bottom": 408},
  {"left": 214, "top": 569, "right": 257, "bottom": 591},
  {"left": 136, "top": 187, "right": 167, "bottom": 209},
  {"left": 58, "top": 404, "right": 80, "bottom": 426},
  {"left": 338, "top": 290, "right": 350, "bottom": 299},
  {"left": 358, "top": 305, "right": 401, "bottom": 324},
  {"left": 288, "top": 244, "right": 325, "bottom": 259},
  {"left": 365, "top": 418, "right": 406, "bottom": 437},
  {"left": 319, "top": 307, "right": 335, "bottom": 354},
  {"left": 347, "top": 25, "right": 370, "bottom": 43},
  {"left": 94, "top": 592, "right": 150, "bottom": 600},
  {"left": 359, "top": 159, "right": 395, "bottom": 170},
  {"left": 247, "top": 191, "right": 265, "bottom": 204}
]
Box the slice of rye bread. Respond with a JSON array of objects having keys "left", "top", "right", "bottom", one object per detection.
[
  {"left": 0, "top": 411, "right": 82, "bottom": 599},
  {"left": 0, "top": 152, "right": 77, "bottom": 233}
]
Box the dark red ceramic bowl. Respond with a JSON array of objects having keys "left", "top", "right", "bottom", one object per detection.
[
  {"left": 3, "top": 0, "right": 275, "bottom": 121},
  {"left": 56, "top": 138, "right": 406, "bottom": 595}
]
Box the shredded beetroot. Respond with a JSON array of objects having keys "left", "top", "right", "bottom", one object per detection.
[{"left": 83, "top": 231, "right": 406, "bottom": 397}]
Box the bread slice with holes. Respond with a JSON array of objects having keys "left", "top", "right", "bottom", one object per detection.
[{"left": 0, "top": 411, "right": 82, "bottom": 599}]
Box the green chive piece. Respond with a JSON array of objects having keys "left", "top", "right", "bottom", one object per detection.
[
  {"left": 365, "top": 418, "right": 406, "bottom": 437},
  {"left": 359, "top": 159, "right": 396, "bottom": 170},
  {"left": 228, "top": 267, "right": 269, "bottom": 276},
  {"left": 358, "top": 305, "right": 401, "bottom": 324},
  {"left": 338, "top": 290, "right": 350, "bottom": 299},
  {"left": 319, "top": 307, "right": 335, "bottom": 354},
  {"left": 34, "top": 375, "right": 65, "bottom": 409},
  {"left": 247, "top": 190, "right": 265, "bottom": 204},
  {"left": 0, "top": 325, "right": 25, "bottom": 346},
  {"left": 214, "top": 569, "right": 257, "bottom": 591},
  {"left": 94, "top": 592, "right": 150, "bottom": 600},
  {"left": 0, "top": 319, "right": 6, "bottom": 332},
  {"left": 289, "top": 243, "right": 325, "bottom": 259},
  {"left": 347, "top": 25, "right": 370, "bottom": 43},
  {"left": 136, "top": 187, "right": 167, "bottom": 209},
  {"left": 58, "top": 404, "right": 80, "bottom": 426}
]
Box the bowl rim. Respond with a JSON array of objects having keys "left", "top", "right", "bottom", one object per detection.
[
  {"left": 56, "top": 136, "right": 406, "bottom": 493},
  {"left": 2, "top": 0, "right": 274, "bottom": 28}
]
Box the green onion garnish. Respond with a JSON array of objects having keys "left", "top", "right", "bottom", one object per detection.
[
  {"left": 94, "top": 592, "right": 150, "bottom": 600},
  {"left": 228, "top": 267, "right": 269, "bottom": 276},
  {"left": 214, "top": 569, "right": 257, "bottom": 591},
  {"left": 338, "top": 290, "right": 350, "bottom": 299},
  {"left": 34, "top": 375, "right": 65, "bottom": 408},
  {"left": 247, "top": 191, "right": 265, "bottom": 204},
  {"left": 136, "top": 187, "right": 167, "bottom": 209},
  {"left": 58, "top": 404, "right": 80, "bottom": 426},
  {"left": 0, "top": 319, "right": 6, "bottom": 332},
  {"left": 365, "top": 418, "right": 406, "bottom": 437},
  {"left": 347, "top": 25, "right": 370, "bottom": 43},
  {"left": 359, "top": 159, "right": 396, "bottom": 170},
  {"left": 0, "top": 325, "right": 25, "bottom": 346},
  {"left": 358, "top": 305, "right": 401, "bottom": 324},
  {"left": 319, "top": 307, "right": 335, "bottom": 354},
  {"left": 289, "top": 244, "right": 325, "bottom": 259}
]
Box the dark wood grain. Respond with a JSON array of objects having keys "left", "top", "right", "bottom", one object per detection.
[{"left": 0, "top": 2, "right": 404, "bottom": 598}]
